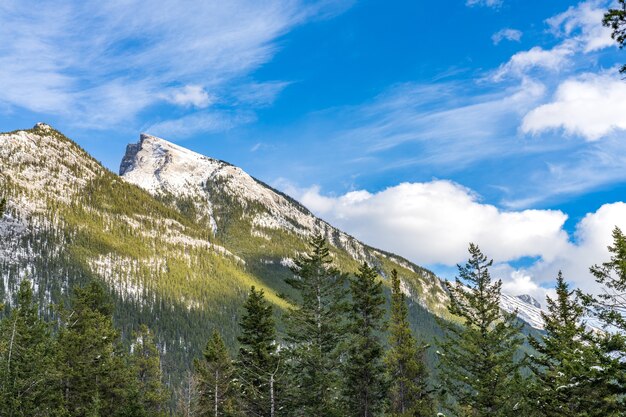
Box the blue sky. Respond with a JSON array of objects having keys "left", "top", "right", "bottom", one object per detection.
[{"left": 2, "top": 0, "right": 626, "bottom": 299}]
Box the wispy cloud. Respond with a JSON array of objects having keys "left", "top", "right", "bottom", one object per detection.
[
  {"left": 492, "top": 28, "right": 523, "bottom": 45},
  {"left": 466, "top": 0, "right": 503, "bottom": 8},
  {"left": 323, "top": 78, "right": 546, "bottom": 170},
  {"left": 146, "top": 111, "right": 256, "bottom": 138},
  {"left": 0, "top": 0, "right": 347, "bottom": 128}
]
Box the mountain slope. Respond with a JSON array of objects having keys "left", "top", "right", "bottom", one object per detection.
[
  {"left": 0, "top": 124, "right": 452, "bottom": 382},
  {"left": 120, "top": 133, "right": 450, "bottom": 317},
  {"left": 0, "top": 124, "right": 545, "bottom": 389}
]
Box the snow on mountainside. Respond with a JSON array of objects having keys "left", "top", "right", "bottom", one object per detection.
[{"left": 500, "top": 293, "right": 545, "bottom": 329}]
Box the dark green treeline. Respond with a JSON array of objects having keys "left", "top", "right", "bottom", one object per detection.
[{"left": 2, "top": 233, "right": 626, "bottom": 416}]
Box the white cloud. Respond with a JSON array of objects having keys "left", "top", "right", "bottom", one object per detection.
[
  {"left": 492, "top": 28, "right": 522, "bottom": 45},
  {"left": 547, "top": 0, "right": 614, "bottom": 53},
  {"left": 0, "top": 0, "right": 343, "bottom": 127},
  {"left": 281, "top": 179, "right": 626, "bottom": 300},
  {"left": 287, "top": 180, "right": 570, "bottom": 265},
  {"left": 521, "top": 202, "right": 626, "bottom": 296},
  {"left": 493, "top": 44, "right": 575, "bottom": 80},
  {"left": 167, "top": 85, "right": 213, "bottom": 108},
  {"left": 328, "top": 79, "right": 545, "bottom": 168},
  {"left": 466, "top": 0, "right": 503, "bottom": 7},
  {"left": 522, "top": 72, "right": 626, "bottom": 140},
  {"left": 493, "top": 1, "right": 614, "bottom": 80}
]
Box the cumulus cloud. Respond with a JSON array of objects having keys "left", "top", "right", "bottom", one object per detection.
[
  {"left": 286, "top": 180, "right": 570, "bottom": 265},
  {"left": 521, "top": 72, "right": 626, "bottom": 140},
  {"left": 519, "top": 202, "right": 626, "bottom": 296},
  {"left": 492, "top": 28, "right": 522, "bottom": 45},
  {"left": 280, "top": 180, "right": 626, "bottom": 301},
  {"left": 167, "top": 85, "right": 213, "bottom": 108}
]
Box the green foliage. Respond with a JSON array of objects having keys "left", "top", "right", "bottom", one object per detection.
[
  {"left": 437, "top": 244, "right": 524, "bottom": 417},
  {"left": 604, "top": 0, "right": 626, "bottom": 73},
  {"left": 0, "top": 197, "right": 5, "bottom": 217},
  {"left": 131, "top": 325, "right": 169, "bottom": 417},
  {"left": 0, "top": 280, "right": 63, "bottom": 416},
  {"left": 282, "top": 235, "right": 347, "bottom": 416},
  {"left": 194, "top": 330, "right": 240, "bottom": 417},
  {"left": 584, "top": 227, "right": 626, "bottom": 330},
  {"left": 57, "top": 281, "right": 140, "bottom": 417},
  {"left": 386, "top": 269, "right": 434, "bottom": 417},
  {"left": 236, "top": 287, "right": 283, "bottom": 417},
  {"left": 579, "top": 227, "right": 626, "bottom": 407},
  {"left": 528, "top": 272, "right": 620, "bottom": 416},
  {"left": 343, "top": 262, "right": 387, "bottom": 417}
]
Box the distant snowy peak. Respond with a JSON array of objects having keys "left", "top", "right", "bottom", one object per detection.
[
  {"left": 516, "top": 294, "right": 542, "bottom": 309},
  {"left": 119, "top": 133, "right": 225, "bottom": 195},
  {"left": 500, "top": 293, "right": 545, "bottom": 330},
  {"left": 120, "top": 133, "right": 325, "bottom": 236}
]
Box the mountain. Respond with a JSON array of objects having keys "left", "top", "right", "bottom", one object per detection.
[
  {"left": 501, "top": 293, "right": 544, "bottom": 330},
  {"left": 0, "top": 124, "right": 547, "bottom": 387},
  {"left": 517, "top": 293, "right": 541, "bottom": 309},
  {"left": 0, "top": 124, "right": 451, "bottom": 382},
  {"left": 119, "top": 133, "right": 450, "bottom": 315}
]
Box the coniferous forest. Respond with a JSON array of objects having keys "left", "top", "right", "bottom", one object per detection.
[{"left": 2, "top": 200, "right": 626, "bottom": 416}]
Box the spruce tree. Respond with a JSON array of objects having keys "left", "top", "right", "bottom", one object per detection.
[
  {"left": 343, "top": 262, "right": 387, "bottom": 417},
  {"left": 437, "top": 244, "right": 524, "bottom": 417},
  {"left": 236, "top": 286, "right": 282, "bottom": 417},
  {"left": 131, "top": 325, "right": 168, "bottom": 417},
  {"left": 385, "top": 269, "right": 433, "bottom": 417},
  {"left": 195, "top": 330, "right": 239, "bottom": 417},
  {"left": 0, "top": 280, "right": 63, "bottom": 416},
  {"left": 58, "top": 281, "right": 137, "bottom": 417},
  {"left": 283, "top": 234, "right": 347, "bottom": 416},
  {"left": 529, "top": 272, "right": 619, "bottom": 416},
  {"left": 579, "top": 227, "right": 626, "bottom": 408}
]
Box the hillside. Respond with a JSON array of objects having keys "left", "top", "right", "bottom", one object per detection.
[{"left": 0, "top": 124, "right": 456, "bottom": 382}]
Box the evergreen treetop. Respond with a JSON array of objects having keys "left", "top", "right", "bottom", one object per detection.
[
  {"left": 438, "top": 244, "right": 524, "bottom": 417},
  {"left": 283, "top": 234, "right": 347, "bottom": 416},
  {"left": 386, "top": 269, "right": 434, "bottom": 417},
  {"left": 343, "top": 262, "right": 387, "bottom": 417}
]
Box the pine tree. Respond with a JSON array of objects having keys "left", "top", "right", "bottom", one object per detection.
[
  {"left": 343, "top": 262, "right": 387, "bottom": 417},
  {"left": 0, "top": 280, "right": 63, "bottom": 416},
  {"left": 578, "top": 227, "right": 626, "bottom": 409},
  {"left": 236, "top": 286, "right": 282, "bottom": 417},
  {"left": 131, "top": 325, "right": 168, "bottom": 417},
  {"left": 437, "top": 244, "right": 524, "bottom": 417},
  {"left": 385, "top": 269, "right": 433, "bottom": 417},
  {"left": 58, "top": 281, "right": 137, "bottom": 417},
  {"left": 195, "top": 330, "right": 239, "bottom": 417},
  {"left": 283, "top": 234, "right": 347, "bottom": 416},
  {"left": 529, "top": 272, "right": 619, "bottom": 416}
]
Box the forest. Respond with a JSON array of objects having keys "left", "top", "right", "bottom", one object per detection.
[{"left": 1, "top": 184, "right": 626, "bottom": 416}]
